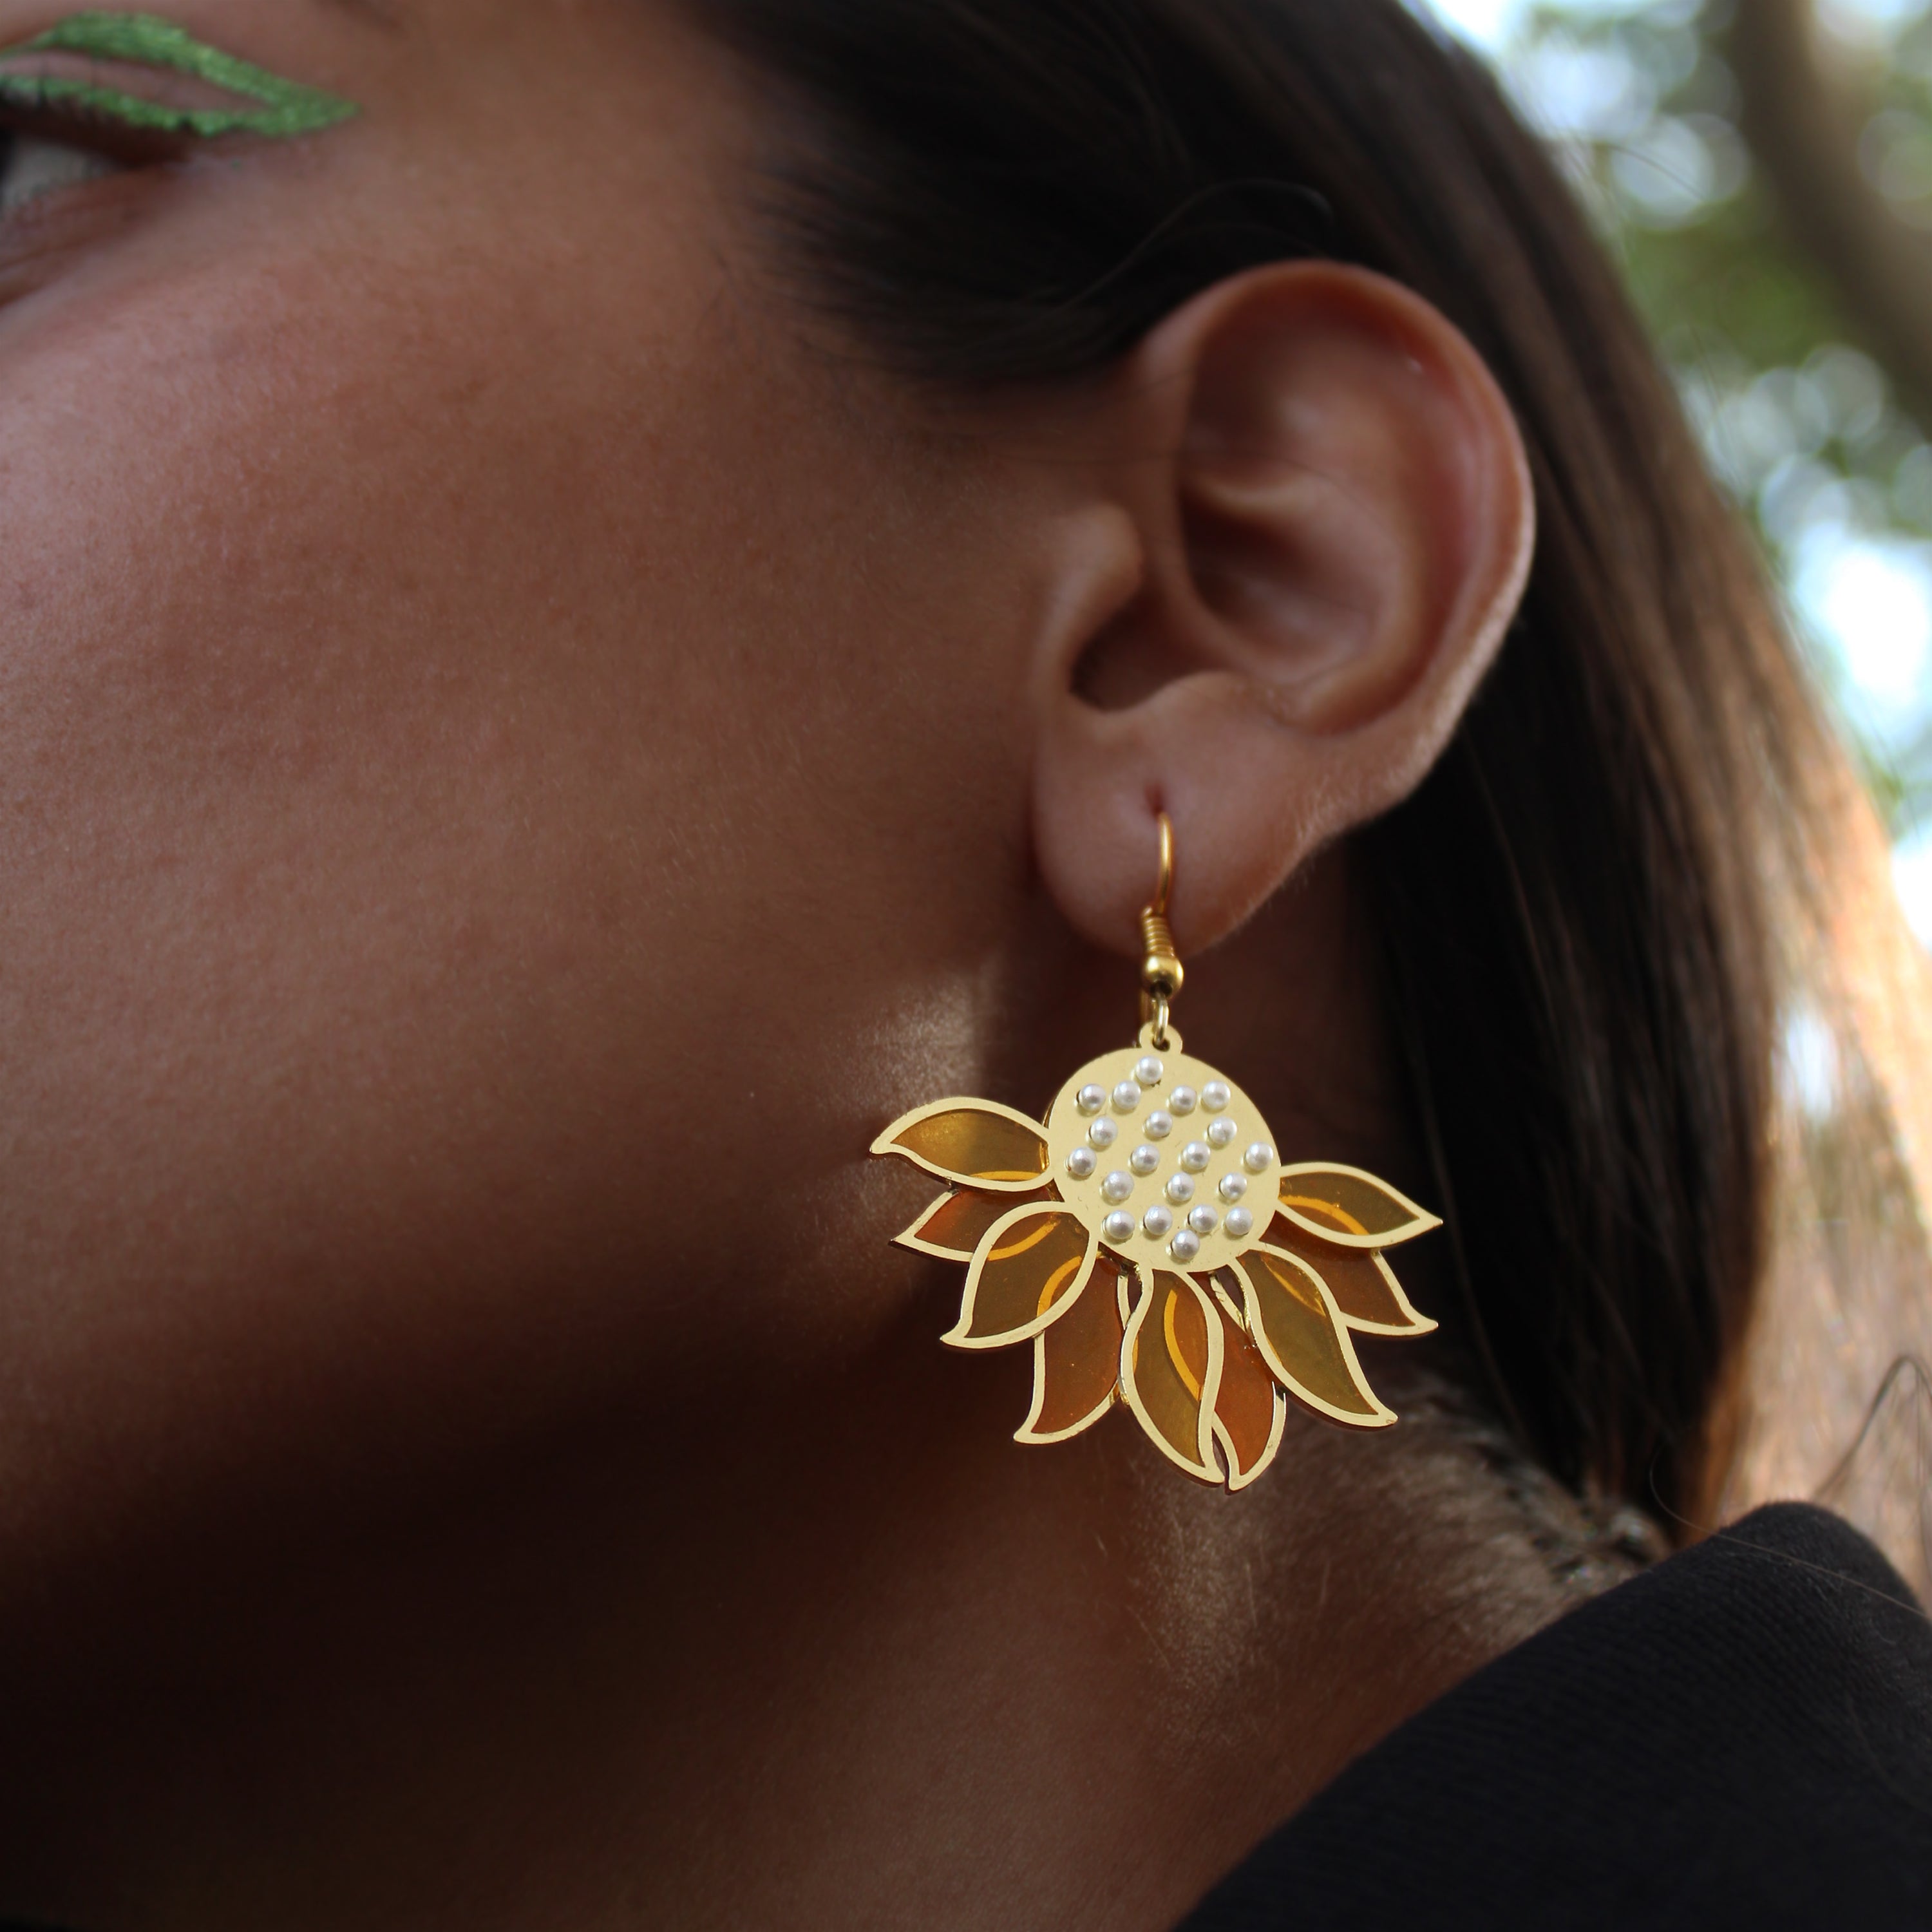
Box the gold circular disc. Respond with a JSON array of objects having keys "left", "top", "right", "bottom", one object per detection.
[{"left": 1044, "top": 1042, "right": 1280, "bottom": 1274}]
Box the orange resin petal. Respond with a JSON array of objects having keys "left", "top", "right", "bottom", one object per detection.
[
  {"left": 945, "top": 1204, "right": 1096, "bottom": 1350},
  {"left": 1236, "top": 1246, "right": 1396, "bottom": 1430},
  {"left": 900, "top": 1186, "right": 1056, "bottom": 1260},
  {"left": 1263, "top": 1217, "right": 1436, "bottom": 1336},
  {"left": 1018, "top": 1253, "right": 1126, "bottom": 1443},
  {"left": 1121, "top": 1267, "right": 1224, "bottom": 1482},
  {"left": 873, "top": 1099, "right": 1052, "bottom": 1192},
  {"left": 1274, "top": 1164, "right": 1443, "bottom": 1251},
  {"left": 1209, "top": 1288, "right": 1286, "bottom": 1488}
]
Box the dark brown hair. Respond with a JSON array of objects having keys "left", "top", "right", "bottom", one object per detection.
[{"left": 696, "top": 0, "right": 1839, "bottom": 1523}]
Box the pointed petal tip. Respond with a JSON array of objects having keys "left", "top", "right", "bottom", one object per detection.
[
  {"left": 948, "top": 1203, "right": 1097, "bottom": 1350},
  {"left": 872, "top": 1099, "right": 1052, "bottom": 1191},
  {"left": 1121, "top": 1268, "right": 1226, "bottom": 1482},
  {"left": 1013, "top": 1397, "right": 1119, "bottom": 1448},
  {"left": 1335, "top": 1296, "right": 1440, "bottom": 1339},
  {"left": 1210, "top": 1299, "right": 1287, "bottom": 1490},
  {"left": 1273, "top": 1164, "right": 1444, "bottom": 1251},
  {"left": 1238, "top": 1245, "right": 1401, "bottom": 1431},
  {"left": 1016, "top": 1266, "right": 1124, "bottom": 1443}
]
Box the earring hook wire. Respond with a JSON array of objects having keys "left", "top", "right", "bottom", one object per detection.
[
  {"left": 1152, "top": 811, "right": 1175, "bottom": 918},
  {"left": 1140, "top": 813, "right": 1184, "bottom": 1048}
]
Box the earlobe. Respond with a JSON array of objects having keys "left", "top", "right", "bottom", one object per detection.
[{"left": 1031, "top": 262, "right": 1534, "bottom": 960}]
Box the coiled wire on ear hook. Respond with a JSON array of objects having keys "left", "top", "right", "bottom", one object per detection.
[{"left": 1139, "top": 813, "right": 1184, "bottom": 1049}]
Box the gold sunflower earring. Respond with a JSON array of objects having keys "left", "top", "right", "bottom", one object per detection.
[{"left": 872, "top": 813, "right": 1443, "bottom": 1489}]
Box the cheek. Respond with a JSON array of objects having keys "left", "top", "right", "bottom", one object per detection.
[
  {"left": 0, "top": 162, "right": 1002, "bottom": 1567},
  {"left": 0, "top": 240, "right": 715, "bottom": 1151}
]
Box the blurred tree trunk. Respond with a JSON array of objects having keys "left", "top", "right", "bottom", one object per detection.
[{"left": 1730, "top": 0, "right": 1932, "bottom": 430}]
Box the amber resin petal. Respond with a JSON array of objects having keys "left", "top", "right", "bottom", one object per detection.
[
  {"left": 1121, "top": 1267, "right": 1225, "bottom": 1482},
  {"left": 898, "top": 1186, "right": 1057, "bottom": 1260},
  {"left": 1205, "top": 1283, "right": 1286, "bottom": 1489},
  {"left": 1273, "top": 1164, "right": 1443, "bottom": 1251},
  {"left": 943, "top": 1203, "right": 1097, "bottom": 1351},
  {"left": 1018, "top": 1253, "right": 1126, "bottom": 1444},
  {"left": 1264, "top": 1216, "right": 1436, "bottom": 1336},
  {"left": 1235, "top": 1245, "right": 1396, "bottom": 1430},
  {"left": 872, "top": 1099, "right": 1052, "bottom": 1193}
]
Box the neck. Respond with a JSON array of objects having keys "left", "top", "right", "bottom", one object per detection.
[
  {"left": 0, "top": 858, "right": 1619, "bottom": 1929},
  {"left": 0, "top": 1311, "right": 1594, "bottom": 1932}
]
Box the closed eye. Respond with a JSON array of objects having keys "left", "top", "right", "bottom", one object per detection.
[{"left": 0, "top": 126, "right": 129, "bottom": 221}]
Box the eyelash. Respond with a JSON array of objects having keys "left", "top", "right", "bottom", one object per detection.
[
  {"left": 0, "top": 21, "right": 358, "bottom": 227},
  {"left": 0, "top": 94, "right": 186, "bottom": 226},
  {"left": 0, "top": 19, "right": 359, "bottom": 145},
  {"left": 0, "top": 122, "right": 132, "bottom": 221}
]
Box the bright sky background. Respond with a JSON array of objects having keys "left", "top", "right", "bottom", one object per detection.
[
  {"left": 1423, "top": 0, "right": 1923, "bottom": 45},
  {"left": 1419, "top": 0, "right": 1932, "bottom": 945},
  {"left": 1420, "top": 0, "right": 1524, "bottom": 45}
]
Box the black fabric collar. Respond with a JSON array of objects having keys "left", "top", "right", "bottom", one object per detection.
[
  {"left": 5, "top": 1505, "right": 1924, "bottom": 1931},
  {"left": 1177, "top": 1503, "right": 1932, "bottom": 1929}
]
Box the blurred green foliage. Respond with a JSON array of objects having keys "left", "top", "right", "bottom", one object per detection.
[{"left": 1468, "top": 0, "right": 1932, "bottom": 846}]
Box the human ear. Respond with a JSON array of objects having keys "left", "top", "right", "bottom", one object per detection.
[{"left": 1030, "top": 262, "right": 1535, "bottom": 955}]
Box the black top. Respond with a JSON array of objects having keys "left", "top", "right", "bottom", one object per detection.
[{"left": 1178, "top": 1502, "right": 1932, "bottom": 1929}]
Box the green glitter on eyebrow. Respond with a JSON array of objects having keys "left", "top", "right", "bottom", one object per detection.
[{"left": 0, "top": 12, "right": 359, "bottom": 138}]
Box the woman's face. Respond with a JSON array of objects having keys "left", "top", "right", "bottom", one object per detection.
[{"left": 0, "top": 0, "right": 1045, "bottom": 1582}]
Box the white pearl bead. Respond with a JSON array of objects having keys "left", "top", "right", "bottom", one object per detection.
[
  {"left": 1169, "top": 1229, "right": 1202, "bottom": 1264},
  {"left": 1144, "top": 1110, "right": 1173, "bottom": 1141},
  {"left": 1202, "top": 1081, "right": 1231, "bottom": 1113},
  {"left": 1088, "top": 1118, "right": 1119, "bottom": 1150},
  {"left": 1077, "top": 1084, "right": 1107, "bottom": 1117},
  {"left": 1224, "top": 1206, "right": 1255, "bottom": 1240},
  {"left": 1104, "top": 1209, "right": 1136, "bottom": 1244},
  {"left": 1188, "top": 1204, "right": 1219, "bottom": 1236},
  {"left": 1165, "top": 1172, "right": 1196, "bottom": 1206},
  {"left": 1170, "top": 1086, "right": 1198, "bottom": 1115},
  {"left": 1219, "top": 1173, "right": 1248, "bottom": 1204},
  {"left": 1244, "top": 1142, "right": 1275, "bottom": 1175},
  {"left": 1206, "top": 1118, "right": 1236, "bottom": 1150},
  {"left": 1135, "top": 1055, "right": 1164, "bottom": 1088},
  {"left": 1180, "top": 1141, "right": 1211, "bottom": 1174},
  {"left": 1101, "top": 1170, "right": 1134, "bottom": 1205},
  {"left": 1142, "top": 1204, "right": 1174, "bottom": 1238},
  {"left": 1130, "top": 1144, "right": 1160, "bottom": 1177},
  {"left": 1066, "top": 1147, "right": 1098, "bottom": 1181},
  {"left": 1112, "top": 1081, "right": 1142, "bottom": 1114}
]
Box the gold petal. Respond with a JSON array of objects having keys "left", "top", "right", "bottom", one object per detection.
[
  {"left": 1236, "top": 1245, "right": 1396, "bottom": 1429},
  {"left": 898, "top": 1185, "right": 1056, "bottom": 1260},
  {"left": 872, "top": 1099, "right": 1052, "bottom": 1192},
  {"left": 1121, "top": 1267, "right": 1224, "bottom": 1482},
  {"left": 1018, "top": 1253, "right": 1126, "bottom": 1444},
  {"left": 943, "top": 1204, "right": 1096, "bottom": 1351},
  {"left": 1274, "top": 1163, "right": 1443, "bottom": 1251},
  {"left": 1264, "top": 1216, "right": 1437, "bottom": 1336},
  {"left": 1208, "top": 1288, "right": 1287, "bottom": 1489}
]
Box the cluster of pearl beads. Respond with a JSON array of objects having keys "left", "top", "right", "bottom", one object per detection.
[{"left": 1061, "top": 1055, "right": 1273, "bottom": 1266}]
